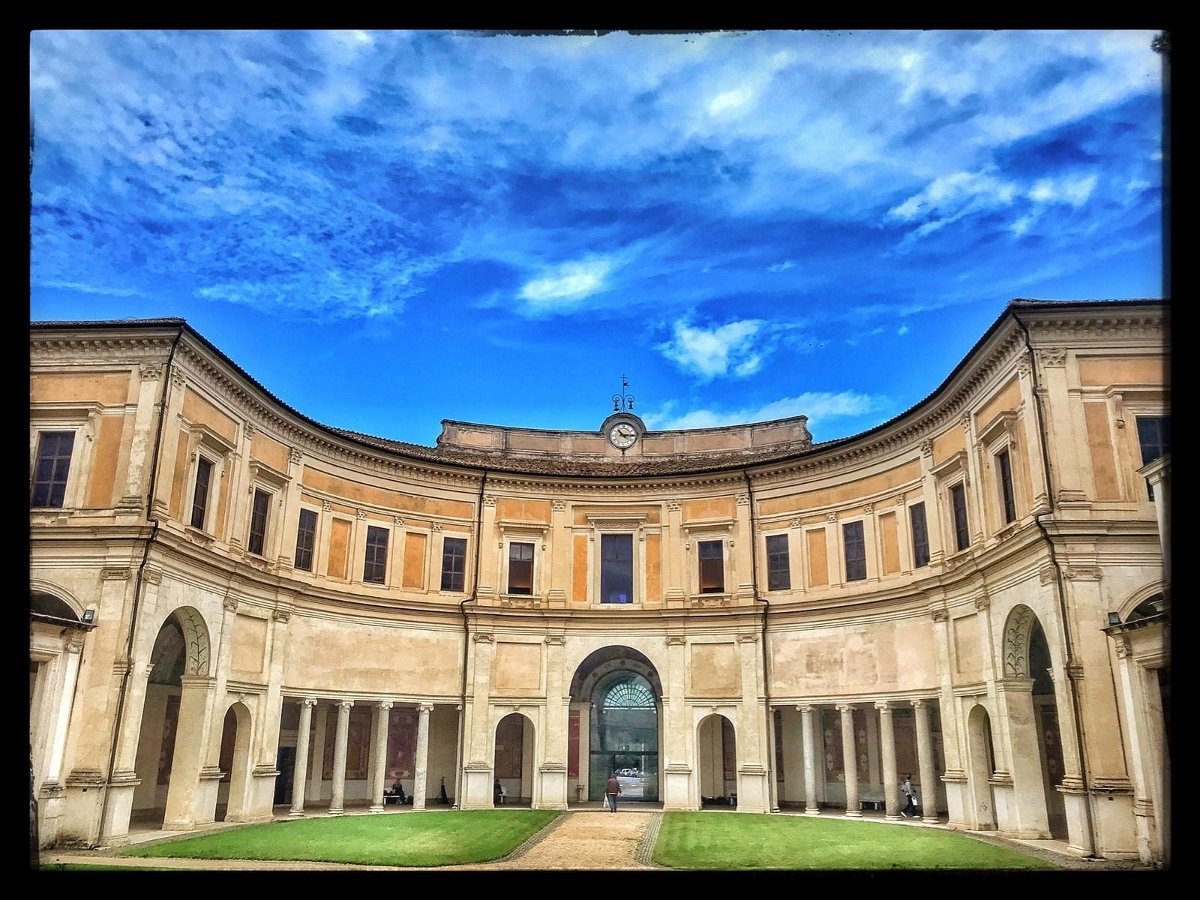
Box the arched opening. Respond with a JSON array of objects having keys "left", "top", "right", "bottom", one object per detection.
[
  {"left": 130, "top": 607, "right": 211, "bottom": 830},
  {"left": 569, "top": 646, "right": 663, "bottom": 805},
  {"left": 1029, "top": 620, "right": 1067, "bottom": 837},
  {"left": 698, "top": 714, "right": 737, "bottom": 807},
  {"left": 216, "top": 702, "right": 253, "bottom": 822},
  {"left": 493, "top": 712, "right": 534, "bottom": 806},
  {"left": 966, "top": 703, "right": 997, "bottom": 830}
]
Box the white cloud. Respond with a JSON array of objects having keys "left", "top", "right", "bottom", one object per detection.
[
  {"left": 889, "top": 170, "right": 1018, "bottom": 222},
  {"left": 708, "top": 85, "right": 754, "bottom": 116},
  {"left": 1029, "top": 174, "right": 1098, "bottom": 207},
  {"left": 36, "top": 280, "right": 144, "bottom": 298},
  {"left": 645, "top": 390, "right": 885, "bottom": 431},
  {"left": 657, "top": 318, "right": 764, "bottom": 381},
  {"left": 768, "top": 260, "right": 795, "bottom": 272},
  {"left": 518, "top": 258, "right": 614, "bottom": 311},
  {"left": 897, "top": 324, "right": 910, "bottom": 336}
]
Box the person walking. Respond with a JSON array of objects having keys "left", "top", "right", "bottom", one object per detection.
[
  {"left": 901, "top": 775, "right": 917, "bottom": 818},
  {"left": 605, "top": 772, "right": 622, "bottom": 813}
]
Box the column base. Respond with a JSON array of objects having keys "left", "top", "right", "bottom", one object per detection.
[{"left": 804, "top": 807, "right": 821, "bottom": 816}]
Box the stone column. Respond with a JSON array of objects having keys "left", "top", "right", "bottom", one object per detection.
[
  {"left": 877, "top": 701, "right": 901, "bottom": 820},
  {"left": 290, "top": 699, "right": 316, "bottom": 816},
  {"left": 414, "top": 703, "right": 433, "bottom": 810},
  {"left": 838, "top": 704, "right": 861, "bottom": 817},
  {"left": 913, "top": 699, "right": 938, "bottom": 820},
  {"left": 44, "top": 637, "right": 84, "bottom": 784},
  {"left": 163, "top": 674, "right": 217, "bottom": 830},
  {"left": 800, "top": 705, "right": 820, "bottom": 816},
  {"left": 369, "top": 701, "right": 393, "bottom": 812},
  {"left": 309, "top": 704, "right": 329, "bottom": 805},
  {"left": 328, "top": 700, "right": 353, "bottom": 815}
]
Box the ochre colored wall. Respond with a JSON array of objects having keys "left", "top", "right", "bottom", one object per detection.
[
  {"left": 85, "top": 415, "right": 124, "bottom": 508},
  {"left": 31, "top": 372, "right": 131, "bottom": 406},
  {"left": 683, "top": 498, "right": 735, "bottom": 522},
  {"left": 301, "top": 468, "right": 474, "bottom": 520},
  {"left": 645, "top": 533, "right": 661, "bottom": 604},
  {"left": 690, "top": 643, "right": 739, "bottom": 697},
  {"left": 975, "top": 377, "right": 1021, "bottom": 433},
  {"left": 807, "top": 528, "right": 828, "bottom": 587},
  {"left": 231, "top": 614, "right": 268, "bottom": 679},
  {"left": 880, "top": 511, "right": 900, "bottom": 575},
  {"left": 169, "top": 426, "right": 189, "bottom": 519},
  {"left": 952, "top": 613, "right": 983, "bottom": 683},
  {"left": 492, "top": 641, "right": 542, "bottom": 694},
  {"left": 759, "top": 461, "right": 922, "bottom": 516},
  {"left": 932, "top": 426, "right": 965, "bottom": 467},
  {"left": 496, "top": 498, "right": 552, "bottom": 524},
  {"left": 572, "top": 534, "right": 588, "bottom": 602},
  {"left": 1078, "top": 355, "right": 1167, "bottom": 387},
  {"left": 402, "top": 532, "right": 426, "bottom": 589},
  {"left": 250, "top": 431, "right": 290, "bottom": 473},
  {"left": 181, "top": 389, "right": 238, "bottom": 444},
  {"left": 1084, "top": 402, "right": 1121, "bottom": 500},
  {"left": 327, "top": 518, "right": 350, "bottom": 580}
]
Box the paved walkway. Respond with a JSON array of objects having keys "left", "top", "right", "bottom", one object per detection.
[{"left": 37, "top": 805, "right": 1157, "bottom": 873}]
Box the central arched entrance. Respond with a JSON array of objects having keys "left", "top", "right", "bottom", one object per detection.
[{"left": 569, "top": 646, "right": 662, "bottom": 804}]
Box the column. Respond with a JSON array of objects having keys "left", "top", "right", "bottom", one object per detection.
[
  {"left": 162, "top": 675, "right": 217, "bottom": 830},
  {"left": 838, "top": 704, "right": 861, "bottom": 817},
  {"left": 877, "top": 701, "right": 901, "bottom": 820},
  {"left": 289, "top": 699, "right": 316, "bottom": 816},
  {"left": 44, "top": 637, "right": 84, "bottom": 784},
  {"left": 329, "top": 700, "right": 353, "bottom": 815},
  {"left": 414, "top": 703, "right": 433, "bottom": 810},
  {"left": 309, "top": 704, "right": 329, "bottom": 805},
  {"left": 369, "top": 701, "right": 392, "bottom": 812},
  {"left": 913, "top": 699, "right": 938, "bottom": 820},
  {"left": 801, "top": 705, "right": 820, "bottom": 816}
]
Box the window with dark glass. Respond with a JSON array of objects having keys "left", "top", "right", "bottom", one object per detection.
[
  {"left": 909, "top": 502, "right": 930, "bottom": 568},
  {"left": 190, "top": 456, "right": 214, "bottom": 530},
  {"left": 30, "top": 431, "right": 75, "bottom": 508},
  {"left": 508, "top": 541, "right": 534, "bottom": 595},
  {"left": 766, "top": 534, "right": 790, "bottom": 590},
  {"left": 364, "top": 525, "right": 389, "bottom": 584},
  {"left": 698, "top": 540, "right": 724, "bottom": 593},
  {"left": 1136, "top": 416, "right": 1170, "bottom": 500},
  {"left": 996, "top": 449, "right": 1016, "bottom": 524},
  {"left": 843, "top": 521, "right": 866, "bottom": 582},
  {"left": 294, "top": 508, "right": 317, "bottom": 571},
  {"left": 441, "top": 536, "right": 467, "bottom": 591},
  {"left": 248, "top": 488, "right": 270, "bottom": 555},
  {"left": 601, "top": 533, "right": 634, "bottom": 603},
  {"left": 950, "top": 483, "right": 970, "bottom": 552}
]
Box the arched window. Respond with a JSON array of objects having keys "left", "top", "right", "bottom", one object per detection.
[{"left": 603, "top": 680, "right": 655, "bottom": 710}]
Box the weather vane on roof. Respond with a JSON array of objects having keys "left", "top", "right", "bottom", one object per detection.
[{"left": 612, "top": 375, "right": 635, "bottom": 412}]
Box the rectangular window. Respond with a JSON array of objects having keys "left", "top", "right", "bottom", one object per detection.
[
  {"left": 364, "top": 525, "right": 389, "bottom": 584},
  {"left": 190, "top": 457, "right": 214, "bottom": 530},
  {"left": 766, "top": 534, "right": 790, "bottom": 591},
  {"left": 600, "top": 533, "right": 634, "bottom": 604},
  {"left": 843, "top": 521, "right": 866, "bottom": 582},
  {"left": 698, "top": 540, "right": 724, "bottom": 593},
  {"left": 996, "top": 449, "right": 1016, "bottom": 524},
  {"left": 294, "top": 508, "right": 317, "bottom": 571},
  {"left": 248, "top": 488, "right": 270, "bottom": 555},
  {"left": 950, "top": 483, "right": 970, "bottom": 552},
  {"left": 909, "top": 502, "right": 930, "bottom": 568},
  {"left": 441, "top": 536, "right": 467, "bottom": 592},
  {"left": 30, "top": 431, "right": 75, "bottom": 508},
  {"left": 1136, "top": 416, "right": 1170, "bottom": 500},
  {"left": 508, "top": 541, "right": 534, "bottom": 595}
]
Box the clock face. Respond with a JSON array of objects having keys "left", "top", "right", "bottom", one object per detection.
[{"left": 609, "top": 422, "right": 638, "bottom": 449}]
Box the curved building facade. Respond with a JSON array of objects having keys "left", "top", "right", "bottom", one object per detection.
[{"left": 29, "top": 299, "right": 1169, "bottom": 864}]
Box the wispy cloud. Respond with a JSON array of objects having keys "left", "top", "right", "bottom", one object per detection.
[
  {"left": 645, "top": 390, "right": 888, "bottom": 434},
  {"left": 657, "top": 317, "right": 766, "bottom": 381},
  {"left": 517, "top": 257, "right": 615, "bottom": 312}
]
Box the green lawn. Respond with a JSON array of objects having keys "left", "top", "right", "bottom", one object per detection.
[
  {"left": 653, "top": 813, "right": 1056, "bottom": 870},
  {"left": 41, "top": 810, "right": 1056, "bottom": 871}
]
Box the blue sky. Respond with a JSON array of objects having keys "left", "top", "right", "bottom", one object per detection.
[{"left": 29, "top": 30, "right": 1166, "bottom": 447}]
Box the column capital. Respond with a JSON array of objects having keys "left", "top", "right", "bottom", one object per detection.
[
  {"left": 835, "top": 703, "right": 855, "bottom": 713},
  {"left": 337, "top": 699, "right": 355, "bottom": 710},
  {"left": 301, "top": 698, "right": 318, "bottom": 709},
  {"left": 911, "top": 698, "right": 927, "bottom": 709},
  {"left": 378, "top": 700, "right": 394, "bottom": 711},
  {"left": 419, "top": 702, "right": 435, "bottom": 714},
  {"left": 874, "top": 700, "right": 893, "bottom": 712}
]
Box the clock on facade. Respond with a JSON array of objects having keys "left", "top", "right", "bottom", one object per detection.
[{"left": 608, "top": 422, "right": 638, "bottom": 449}]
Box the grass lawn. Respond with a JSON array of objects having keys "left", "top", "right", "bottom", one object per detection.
[
  {"left": 653, "top": 813, "right": 1057, "bottom": 870},
  {"left": 120, "top": 810, "right": 559, "bottom": 868},
  {"left": 41, "top": 810, "right": 1058, "bottom": 871}
]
